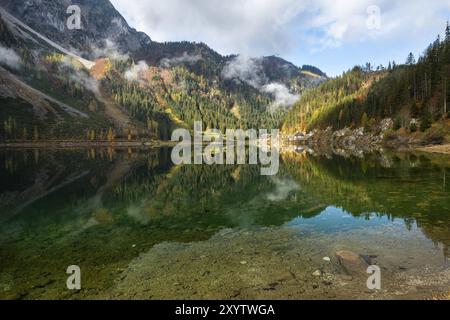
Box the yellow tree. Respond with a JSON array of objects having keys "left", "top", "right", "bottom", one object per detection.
[{"left": 107, "top": 127, "right": 115, "bottom": 142}]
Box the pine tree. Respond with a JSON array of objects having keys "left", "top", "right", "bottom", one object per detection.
[
  {"left": 446, "top": 21, "right": 450, "bottom": 44},
  {"left": 282, "top": 21, "right": 450, "bottom": 132},
  {"left": 420, "top": 111, "right": 432, "bottom": 132},
  {"left": 406, "top": 52, "right": 416, "bottom": 65},
  {"left": 90, "top": 130, "right": 96, "bottom": 141},
  {"left": 33, "top": 126, "right": 39, "bottom": 141},
  {"left": 411, "top": 100, "right": 420, "bottom": 118},
  {"left": 445, "top": 22, "right": 450, "bottom": 64},
  {"left": 361, "top": 112, "right": 369, "bottom": 129}
]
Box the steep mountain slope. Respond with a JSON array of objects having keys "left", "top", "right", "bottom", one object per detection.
[
  {"left": 0, "top": 0, "right": 151, "bottom": 55},
  {"left": 0, "top": 9, "right": 133, "bottom": 141},
  {"left": 0, "top": 66, "right": 88, "bottom": 118},
  {"left": 282, "top": 67, "right": 384, "bottom": 133},
  {"left": 283, "top": 24, "right": 450, "bottom": 140},
  {"left": 0, "top": 7, "right": 94, "bottom": 68}
]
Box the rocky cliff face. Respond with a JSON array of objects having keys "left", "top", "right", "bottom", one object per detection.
[{"left": 0, "top": 0, "right": 150, "bottom": 56}]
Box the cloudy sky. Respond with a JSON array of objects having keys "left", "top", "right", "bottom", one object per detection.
[{"left": 110, "top": 0, "right": 450, "bottom": 76}]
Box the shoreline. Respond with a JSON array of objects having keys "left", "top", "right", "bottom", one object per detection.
[
  {"left": 416, "top": 144, "right": 450, "bottom": 155},
  {"left": 0, "top": 140, "right": 178, "bottom": 149},
  {"left": 2, "top": 140, "right": 450, "bottom": 157}
]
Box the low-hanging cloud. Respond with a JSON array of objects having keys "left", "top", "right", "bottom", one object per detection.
[
  {"left": 222, "top": 55, "right": 266, "bottom": 88},
  {"left": 70, "top": 71, "right": 99, "bottom": 94},
  {"left": 124, "top": 60, "right": 150, "bottom": 81},
  {"left": 91, "top": 39, "right": 129, "bottom": 61},
  {"left": 60, "top": 56, "right": 100, "bottom": 94},
  {"left": 262, "top": 83, "right": 300, "bottom": 110},
  {"left": 160, "top": 52, "right": 202, "bottom": 68},
  {"left": 0, "top": 46, "right": 22, "bottom": 70},
  {"left": 222, "top": 55, "right": 299, "bottom": 110}
]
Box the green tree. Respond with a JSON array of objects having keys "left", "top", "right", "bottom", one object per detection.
[
  {"left": 33, "top": 126, "right": 39, "bottom": 141},
  {"left": 361, "top": 112, "right": 369, "bottom": 129},
  {"left": 420, "top": 111, "right": 432, "bottom": 132},
  {"left": 406, "top": 52, "right": 416, "bottom": 65},
  {"left": 445, "top": 21, "right": 450, "bottom": 44},
  {"left": 393, "top": 117, "right": 402, "bottom": 131}
]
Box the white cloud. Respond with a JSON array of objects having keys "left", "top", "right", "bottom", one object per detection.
[
  {"left": 0, "top": 46, "right": 22, "bottom": 69},
  {"left": 262, "top": 83, "right": 300, "bottom": 111},
  {"left": 70, "top": 71, "right": 99, "bottom": 94},
  {"left": 124, "top": 60, "right": 149, "bottom": 81},
  {"left": 110, "top": 0, "right": 450, "bottom": 56},
  {"left": 160, "top": 52, "right": 202, "bottom": 68},
  {"left": 60, "top": 56, "right": 99, "bottom": 94},
  {"left": 222, "top": 55, "right": 266, "bottom": 88},
  {"left": 222, "top": 55, "right": 299, "bottom": 110},
  {"left": 110, "top": 0, "right": 307, "bottom": 56},
  {"left": 300, "top": 0, "right": 450, "bottom": 52},
  {"left": 91, "top": 39, "right": 129, "bottom": 61}
]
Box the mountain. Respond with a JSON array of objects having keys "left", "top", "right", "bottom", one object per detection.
[
  {"left": 0, "top": 0, "right": 325, "bottom": 142},
  {"left": 0, "top": 0, "right": 326, "bottom": 78},
  {"left": 0, "top": 0, "right": 151, "bottom": 55},
  {"left": 260, "top": 56, "right": 326, "bottom": 89},
  {"left": 283, "top": 24, "right": 450, "bottom": 142}
]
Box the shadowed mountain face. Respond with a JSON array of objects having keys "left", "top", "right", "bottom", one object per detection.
[{"left": 0, "top": 0, "right": 151, "bottom": 55}]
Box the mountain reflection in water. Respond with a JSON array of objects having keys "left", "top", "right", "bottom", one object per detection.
[{"left": 0, "top": 148, "right": 449, "bottom": 299}]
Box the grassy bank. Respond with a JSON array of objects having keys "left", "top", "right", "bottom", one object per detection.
[{"left": 384, "top": 119, "right": 450, "bottom": 154}]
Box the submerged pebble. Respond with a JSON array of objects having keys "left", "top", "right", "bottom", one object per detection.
[{"left": 312, "top": 270, "right": 322, "bottom": 277}]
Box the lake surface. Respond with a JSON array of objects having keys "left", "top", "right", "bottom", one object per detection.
[{"left": 0, "top": 148, "right": 449, "bottom": 299}]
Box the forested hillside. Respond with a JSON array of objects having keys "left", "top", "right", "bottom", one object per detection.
[
  {"left": 0, "top": 2, "right": 325, "bottom": 142},
  {"left": 283, "top": 23, "right": 450, "bottom": 135},
  {"left": 7, "top": 0, "right": 450, "bottom": 145}
]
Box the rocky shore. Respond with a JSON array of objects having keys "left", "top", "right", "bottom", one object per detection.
[
  {"left": 282, "top": 118, "right": 450, "bottom": 157},
  {"left": 282, "top": 119, "right": 394, "bottom": 157},
  {"left": 0, "top": 140, "right": 178, "bottom": 149}
]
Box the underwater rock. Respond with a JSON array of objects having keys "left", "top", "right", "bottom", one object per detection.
[{"left": 336, "top": 251, "right": 369, "bottom": 276}]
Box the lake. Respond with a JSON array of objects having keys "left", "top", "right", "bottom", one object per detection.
[{"left": 0, "top": 148, "right": 449, "bottom": 299}]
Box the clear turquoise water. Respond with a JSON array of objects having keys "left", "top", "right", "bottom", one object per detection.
[{"left": 0, "top": 148, "right": 449, "bottom": 299}]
